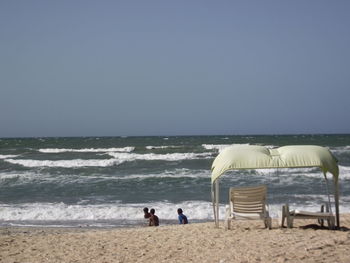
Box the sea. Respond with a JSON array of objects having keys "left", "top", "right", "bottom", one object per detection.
[{"left": 0, "top": 134, "right": 349, "bottom": 228}]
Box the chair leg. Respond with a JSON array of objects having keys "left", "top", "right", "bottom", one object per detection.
[
  {"left": 318, "top": 204, "right": 325, "bottom": 226},
  {"left": 225, "top": 218, "right": 231, "bottom": 230},
  {"left": 225, "top": 205, "right": 231, "bottom": 230},
  {"left": 265, "top": 217, "right": 272, "bottom": 229},
  {"left": 324, "top": 204, "right": 336, "bottom": 230},
  {"left": 328, "top": 216, "right": 335, "bottom": 230},
  {"left": 284, "top": 204, "right": 293, "bottom": 228},
  {"left": 279, "top": 206, "right": 286, "bottom": 228}
]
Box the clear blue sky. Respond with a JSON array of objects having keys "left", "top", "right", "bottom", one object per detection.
[{"left": 1, "top": 1, "right": 349, "bottom": 137}]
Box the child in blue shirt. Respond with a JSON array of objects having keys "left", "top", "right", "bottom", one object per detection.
[{"left": 177, "top": 208, "right": 188, "bottom": 224}]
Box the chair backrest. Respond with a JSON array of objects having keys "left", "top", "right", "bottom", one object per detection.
[{"left": 229, "top": 185, "right": 267, "bottom": 214}]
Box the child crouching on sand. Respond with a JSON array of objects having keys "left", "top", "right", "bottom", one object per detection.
[{"left": 149, "top": 208, "right": 159, "bottom": 226}]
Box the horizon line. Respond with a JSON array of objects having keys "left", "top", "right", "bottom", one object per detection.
[{"left": 1, "top": 132, "right": 350, "bottom": 140}]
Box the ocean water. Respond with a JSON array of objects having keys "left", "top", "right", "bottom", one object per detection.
[{"left": 0, "top": 135, "right": 349, "bottom": 228}]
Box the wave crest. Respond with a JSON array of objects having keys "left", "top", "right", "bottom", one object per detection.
[
  {"left": 0, "top": 154, "right": 19, "bottom": 159},
  {"left": 5, "top": 158, "right": 122, "bottom": 168},
  {"left": 107, "top": 152, "right": 213, "bottom": 161},
  {"left": 38, "top": 147, "right": 135, "bottom": 153},
  {"left": 4, "top": 152, "right": 214, "bottom": 168}
]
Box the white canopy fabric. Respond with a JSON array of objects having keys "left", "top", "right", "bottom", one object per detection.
[{"left": 211, "top": 145, "right": 340, "bottom": 228}]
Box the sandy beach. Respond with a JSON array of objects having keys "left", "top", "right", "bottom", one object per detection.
[{"left": 0, "top": 215, "right": 349, "bottom": 263}]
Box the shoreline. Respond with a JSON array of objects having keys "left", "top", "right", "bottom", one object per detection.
[
  {"left": 0, "top": 218, "right": 210, "bottom": 229},
  {"left": 1, "top": 215, "right": 350, "bottom": 263}
]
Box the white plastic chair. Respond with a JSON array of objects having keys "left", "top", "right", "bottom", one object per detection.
[{"left": 225, "top": 185, "right": 272, "bottom": 230}]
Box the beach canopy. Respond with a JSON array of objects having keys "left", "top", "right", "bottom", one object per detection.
[{"left": 211, "top": 145, "right": 340, "bottom": 227}]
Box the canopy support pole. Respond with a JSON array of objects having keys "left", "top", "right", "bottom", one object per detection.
[
  {"left": 215, "top": 180, "right": 219, "bottom": 227},
  {"left": 211, "top": 180, "right": 220, "bottom": 227},
  {"left": 334, "top": 176, "right": 340, "bottom": 228},
  {"left": 211, "top": 181, "right": 217, "bottom": 227},
  {"left": 323, "top": 172, "right": 333, "bottom": 215}
]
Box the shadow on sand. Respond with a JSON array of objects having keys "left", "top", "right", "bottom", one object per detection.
[{"left": 299, "top": 224, "right": 350, "bottom": 231}]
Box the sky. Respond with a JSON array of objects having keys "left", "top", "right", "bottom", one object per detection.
[{"left": 1, "top": 1, "right": 350, "bottom": 137}]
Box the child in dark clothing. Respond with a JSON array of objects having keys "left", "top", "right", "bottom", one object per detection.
[
  {"left": 149, "top": 208, "right": 159, "bottom": 226},
  {"left": 143, "top": 207, "right": 151, "bottom": 219}
]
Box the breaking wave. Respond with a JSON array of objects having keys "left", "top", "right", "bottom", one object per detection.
[
  {"left": 0, "top": 154, "right": 19, "bottom": 159},
  {"left": 38, "top": 147, "right": 135, "bottom": 153},
  {"left": 0, "top": 169, "right": 210, "bottom": 185},
  {"left": 202, "top": 144, "right": 231, "bottom": 151},
  {"left": 0, "top": 201, "right": 215, "bottom": 222},
  {"left": 145, "top": 145, "right": 181, "bottom": 150},
  {"left": 107, "top": 152, "right": 213, "bottom": 161},
  {"left": 1, "top": 198, "right": 349, "bottom": 226},
  {"left": 4, "top": 152, "right": 214, "bottom": 168},
  {"left": 5, "top": 158, "right": 122, "bottom": 168}
]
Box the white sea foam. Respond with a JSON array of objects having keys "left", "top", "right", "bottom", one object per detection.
[
  {"left": 330, "top": 146, "right": 350, "bottom": 154},
  {"left": 5, "top": 158, "right": 123, "bottom": 168},
  {"left": 232, "top": 166, "right": 350, "bottom": 180},
  {"left": 0, "top": 201, "right": 215, "bottom": 221},
  {"left": 254, "top": 167, "right": 319, "bottom": 176},
  {"left": 268, "top": 165, "right": 350, "bottom": 180},
  {"left": 145, "top": 145, "right": 181, "bottom": 150},
  {"left": 264, "top": 145, "right": 278, "bottom": 149},
  {"left": 38, "top": 147, "right": 135, "bottom": 153},
  {"left": 0, "top": 169, "right": 210, "bottom": 185},
  {"left": 0, "top": 154, "right": 19, "bottom": 159},
  {"left": 81, "top": 169, "right": 210, "bottom": 182},
  {"left": 107, "top": 152, "right": 213, "bottom": 162},
  {"left": 0, "top": 171, "right": 36, "bottom": 181},
  {"left": 120, "top": 169, "right": 210, "bottom": 180},
  {"left": 202, "top": 143, "right": 256, "bottom": 152},
  {"left": 4, "top": 152, "right": 214, "bottom": 168},
  {"left": 221, "top": 167, "right": 320, "bottom": 178},
  {"left": 0, "top": 171, "right": 80, "bottom": 184},
  {"left": 339, "top": 165, "right": 350, "bottom": 179},
  {"left": 0, "top": 199, "right": 349, "bottom": 223},
  {"left": 202, "top": 144, "right": 231, "bottom": 151}
]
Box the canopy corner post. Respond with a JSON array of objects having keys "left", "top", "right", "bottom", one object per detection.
[
  {"left": 211, "top": 181, "right": 217, "bottom": 227},
  {"left": 215, "top": 179, "right": 219, "bottom": 227},
  {"left": 211, "top": 179, "right": 220, "bottom": 228},
  {"left": 334, "top": 176, "right": 340, "bottom": 228}
]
